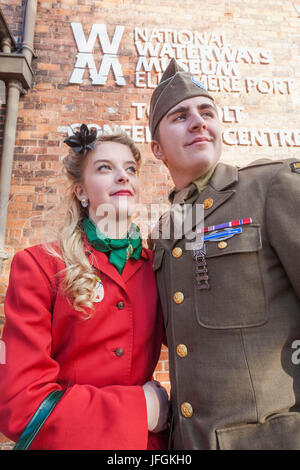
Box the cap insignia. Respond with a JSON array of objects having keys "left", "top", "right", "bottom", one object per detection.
[
  {"left": 191, "top": 76, "right": 207, "bottom": 90},
  {"left": 290, "top": 162, "right": 300, "bottom": 174}
]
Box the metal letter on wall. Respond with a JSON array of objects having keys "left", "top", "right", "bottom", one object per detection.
[{"left": 69, "top": 23, "right": 125, "bottom": 86}]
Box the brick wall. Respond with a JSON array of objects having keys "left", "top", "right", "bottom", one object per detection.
[{"left": 0, "top": 0, "right": 300, "bottom": 449}]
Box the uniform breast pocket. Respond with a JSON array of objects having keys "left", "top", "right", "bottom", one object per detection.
[{"left": 194, "top": 225, "right": 267, "bottom": 329}]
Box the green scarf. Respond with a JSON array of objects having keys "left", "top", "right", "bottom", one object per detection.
[{"left": 83, "top": 218, "right": 143, "bottom": 274}]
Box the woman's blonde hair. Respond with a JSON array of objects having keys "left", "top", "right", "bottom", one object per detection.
[{"left": 46, "top": 131, "right": 142, "bottom": 318}]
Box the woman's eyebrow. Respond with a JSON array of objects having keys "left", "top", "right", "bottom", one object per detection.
[
  {"left": 93, "top": 159, "right": 111, "bottom": 165},
  {"left": 93, "top": 159, "right": 136, "bottom": 166}
]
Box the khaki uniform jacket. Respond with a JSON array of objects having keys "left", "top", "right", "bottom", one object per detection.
[{"left": 153, "top": 158, "right": 300, "bottom": 450}]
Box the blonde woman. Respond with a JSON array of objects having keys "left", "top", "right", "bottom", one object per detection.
[{"left": 0, "top": 125, "right": 169, "bottom": 450}]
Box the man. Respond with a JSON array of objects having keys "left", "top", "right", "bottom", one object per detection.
[{"left": 149, "top": 58, "right": 300, "bottom": 450}]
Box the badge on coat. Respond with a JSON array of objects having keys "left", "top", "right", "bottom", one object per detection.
[
  {"left": 93, "top": 277, "right": 104, "bottom": 303},
  {"left": 290, "top": 162, "right": 300, "bottom": 174},
  {"left": 204, "top": 227, "right": 242, "bottom": 242}
]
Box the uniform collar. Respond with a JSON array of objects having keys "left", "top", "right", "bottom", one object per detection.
[
  {"left": 168, "top": 182, "right": 198, "bottom": 205},
  {"left": 162, "top": 163, "right": 239, "bottom": 247},
  {"left": 168, "top": 162, "right": 237, "bottom": 205},
  {"left": 209, "top": 161, "right": 239, "bottom": 191}
]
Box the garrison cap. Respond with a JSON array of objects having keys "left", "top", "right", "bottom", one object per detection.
[{"left": 149, "top": 58, "right": 214, "bottom": 139}]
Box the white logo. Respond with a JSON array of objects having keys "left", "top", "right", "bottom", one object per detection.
[{"left": 69, "top": 23, "right": 125, "bottom": 86}]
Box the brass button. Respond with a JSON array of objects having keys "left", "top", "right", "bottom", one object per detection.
[
  {"left": 176, "top": 344, "right": 188, "bottom": 358},
  {"left": 173, "top": 292, "right": 184, "bottom": 304},
  {"left": 218, "top": 241, "right": 228, "bottom": 250},
  {"left": 172, "top": 247, "right": 183, "bottom": 259},
  {"left": 203, "top": 198, "right": 214, "bottom": 210},
  {"left": 114, "top": 348, "right": 124, "bottom": 357},
  {"left": 181, "top": 402, "right": 193, "bottom": 418},
  {"left": 117, "top": 301, "right": 125, "bottom": 309}
]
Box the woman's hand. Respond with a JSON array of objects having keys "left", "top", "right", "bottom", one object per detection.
[{"left": 142, "top": 380, "right": 170, "bottom": 432}]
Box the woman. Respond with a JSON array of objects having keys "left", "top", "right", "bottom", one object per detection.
[{"left": 0, "top": 125, "right": 169, "bottom": 450}]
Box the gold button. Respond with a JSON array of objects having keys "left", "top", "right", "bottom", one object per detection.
[
  {"left": 218, "top": 241, "right": 228, "bottom": 249},
  {"left": 203, "top": 198, "right": 214, "bottom": 210},
  {"left": 176, "top": 344, "right": 188, "bottom": 358},
  {"left": 181, "top": 402, "right": 193, "bottom": 418},
  {"left": 173, "top": 292, "right": 184, "bottom": 304},
  {"left": 172, "top": 247, "right": 183, "bottom": 259}
]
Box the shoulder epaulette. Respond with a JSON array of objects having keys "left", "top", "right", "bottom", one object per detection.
[{"left": 238, "top": 158, "right": 283, "bottom": 171}]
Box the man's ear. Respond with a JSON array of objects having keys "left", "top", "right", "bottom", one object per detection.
[{"left": 151, "top": 140, "right": 166, "bottom": 163}]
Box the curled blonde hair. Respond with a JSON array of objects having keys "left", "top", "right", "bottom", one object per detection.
[{"left": 47, "top": 131, "right": 142, "bottom": 318}]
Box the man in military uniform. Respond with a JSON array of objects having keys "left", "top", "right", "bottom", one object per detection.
[{"left": 149, "top": 58, "right": 300, "bottom": 450}]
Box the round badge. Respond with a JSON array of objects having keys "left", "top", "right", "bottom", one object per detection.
[{"left": 93, "top": 277, "right": 104, "bottom": 303}]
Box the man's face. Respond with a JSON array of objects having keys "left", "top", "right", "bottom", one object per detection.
[{"left": 151, "top": 96, "right": 222, "bottom": 190}]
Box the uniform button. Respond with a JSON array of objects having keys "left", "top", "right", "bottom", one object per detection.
[
  {"left": 114, "top": 348, "right": 124, "bottom": 357},
  {"left": 176, "top": 344, "right": 188, "bottom": 358},
  {"left": 173, "top": 292, "right": 184, "bottom": 304},
  {"left": 172, "top": 247, "right": 183, "bottom": 259},
  {"left": 218, "top": 241, "right": 227, "bottom": 250},
  {"left": 203, "top": 198, "right": 214, "bottom": 210},
  {"left": 116, "top": 301, "right": 125, "bottom": 309},
  {"left": 181, "top": 402, "right": 193, "bottom": 418}
]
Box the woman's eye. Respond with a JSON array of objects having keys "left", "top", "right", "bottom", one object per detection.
[
  {"left": 97, "top": 164, "right": 111, "bottom": 171},
  {"left": 127, "top": 166, "right": 137, "bottom": 174}
]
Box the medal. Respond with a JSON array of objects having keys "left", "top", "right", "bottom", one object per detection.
[
  {"left": 193, "top": 218, "right": 252, "bottom": 291},
  {"left": 193, "top": 244, "right": 210, "bottom": 290},
  {"left": 93, "top": 277, "right": 104, "bottom": 303},
  {"left": 197, "top": 218, "right": 252, "bottom": 234},
  {"left": 204, "top": 227, "right": 242, "bottom": 242},
  {"left": 193, "top": 228, "right": 243, "bottom": 290}
]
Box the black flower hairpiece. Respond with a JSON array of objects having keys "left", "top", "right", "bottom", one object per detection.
[{"left": 64, "top": 124, "right": 97, "bottom": 156}]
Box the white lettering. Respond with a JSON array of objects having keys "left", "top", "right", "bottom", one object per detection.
[
  {"left": 245, "top": 77, "right": 291, "bottom": 94},
  {"left": 131, "top": 102, "right": 147, "bottom": 119}
]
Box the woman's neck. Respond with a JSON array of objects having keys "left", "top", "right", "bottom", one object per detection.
[{"left": 89, "top": 214, "right": 132, "bottom": 239}]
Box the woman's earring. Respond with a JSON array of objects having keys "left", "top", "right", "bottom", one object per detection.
[{"left": 81, "top": 198, "right": 89, "bottom": 208}]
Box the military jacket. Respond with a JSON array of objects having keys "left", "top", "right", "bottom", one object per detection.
[{"left": 153, "top": 158, "right": 300, "bottom": 450}]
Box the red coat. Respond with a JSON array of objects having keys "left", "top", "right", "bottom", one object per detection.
[{"left": 0, "top": 241, "right": 168, "bottom": 450}]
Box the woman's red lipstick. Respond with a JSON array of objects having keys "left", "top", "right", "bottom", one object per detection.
[{"left": 110, "top": 190, "right": 133, "bottom": 196}]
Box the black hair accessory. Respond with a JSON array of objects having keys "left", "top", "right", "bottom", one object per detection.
[{"left": 64, "top": 124, "right": 97, "bottom": 156}]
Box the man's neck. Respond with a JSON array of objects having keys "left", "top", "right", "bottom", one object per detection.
[{"left": 173, "top": 163, "right": 218, "bottom": 192}]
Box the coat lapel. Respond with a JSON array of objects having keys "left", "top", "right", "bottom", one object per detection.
[
  {"left": 121, "top": 249, "right": 149, "bottom": 283},
  {"left": 87, "top": 250, "right": 127, "bottom": 291},
  {"left": 84, "top": 235, "right": 148, "bottom": 291},
  {"left": 170, "top": 163, "right": 238, "bottom": 247}
]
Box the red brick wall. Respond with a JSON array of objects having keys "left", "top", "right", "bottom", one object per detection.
[{"left": 1, "top": 0, "right": 300, "bottom": 449}]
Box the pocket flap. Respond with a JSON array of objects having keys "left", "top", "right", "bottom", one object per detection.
[
  {"left": 216, "top": 413, "right": 300, "bottom": 450},
  {"left": 205, "top": 225, "right": 262, "bottom": 259}
]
